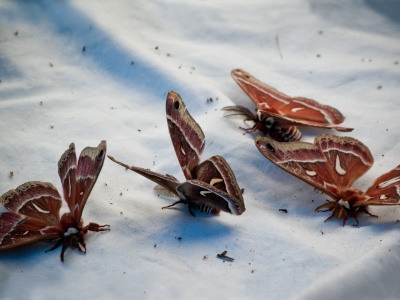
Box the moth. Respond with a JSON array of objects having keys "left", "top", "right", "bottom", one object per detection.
[
  {"left": 0, "top": 141, "right": 109, "bottom": 261},
  {"left": 108, "top": 91, "right": 245, "bottom": 216},
  {"left": 255, "top": 134, "right": 400, "bottom": 225},
  {"left": 223, "top": 69, "right": 353, "bottom": 142}
]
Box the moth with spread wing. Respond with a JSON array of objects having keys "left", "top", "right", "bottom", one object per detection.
[
  {"left": 0, "top": 141, "right": 109, "bottom": 261},
  {"left": 223, "top": 69, "right": 353, "bottom": 142},
  {"left": 108, "top": 91, "right": 245, "bottom": 216},
  {"left": 255, "top": 134, "right": 400, "bottom": 225}
]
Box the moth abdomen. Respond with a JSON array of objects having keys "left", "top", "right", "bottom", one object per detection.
[{"left": 196, "top": 202, "right": 219, "bottom": 215}]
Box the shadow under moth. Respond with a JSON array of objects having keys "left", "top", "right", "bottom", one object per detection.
[
  {"left": 0, "top": 141, "right": 109, "bottom": 261},
  {"left": 255, "top": 134, "right": 400, "bottom": 225},
  {"left": 223, "top": 69, "right": 353, "bottom": 142},
  {"left": 108, "top": 91, "right": 245, "bottom": 216}
]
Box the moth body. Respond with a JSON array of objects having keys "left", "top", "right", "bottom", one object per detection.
[
  {"left": 109, "top": 91, "right": 245, "bottom": 217},
  {"left": 256, "top": 134, "right": 400, "bottom": 225}
]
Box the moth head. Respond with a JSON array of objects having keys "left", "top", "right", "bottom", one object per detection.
[{"left": 261, "top": 116, "right": 275, "bottom": 130}]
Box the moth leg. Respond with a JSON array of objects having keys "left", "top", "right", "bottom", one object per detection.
[
  {"left": 162, "top": 200, "right": 187, "bottom": 210},
  {"left": 239, "top": 121, "right": 263, "bottom": 135},
  {"left": 351, "top": 217, "right": 359, "bottom": 227},
  {"left": 187, "top": 205, "right": 196, "bottom": 217},
  {"left": 360, "top": 207, "right": 378, "bottom": 218},
  {"left": 342, "top": 212, "right": 354, "bottom": 227},
  {"left": 315, "top": 201, "right": 335, "bottom": 212},
  {"left": 323, "top": 210, "right": 336, "bottom": 223},
  {"left": 84, "top": 222, "right": 110, "bottom": 233},
  {"left": 162, "top": 200, "right": 196, "bottom": 216},
  {"left": 60, "top": 236, "right": 73, "bottom": 262},
  {"left": 45, "top": 238, "right": 64, "bottom": 253}
]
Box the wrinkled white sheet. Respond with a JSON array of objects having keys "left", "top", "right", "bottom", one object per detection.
[{"left": 0, "top": 1, "right": 399, "bottom": 299}]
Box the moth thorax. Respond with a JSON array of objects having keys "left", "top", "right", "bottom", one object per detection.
[
  {"left": 339, "top": 189, "right": 363, "bottom": 208},
  {"left": 64, "top": 227, "right": 79, "bottom": 237},
  {"left": 338, "top": 199, "right": 350, "bottom": 210}
]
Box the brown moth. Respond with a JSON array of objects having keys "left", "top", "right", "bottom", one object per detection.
[
  {"left": 223, "top": 69, "right": 353, "bottom": 142},
  {"left": 108, "top": 91, "right": 245, "bottom": 216},
  {"left": 255, "top": 134, "right": 400, "bottom": 225},
  {"left": 0, "top": 141, "right": 109, "bottom": 261}
]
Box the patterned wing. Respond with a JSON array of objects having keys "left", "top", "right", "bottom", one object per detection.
[
  {"left": 315, "top": 134, "right": 374, "bottom": 191},
  {"left": 166, "top": 91, "right": 205, "bottom": 180},
  {"left": 58, "top": 143, "right": 77, "bottom": 215},
  {"left": 357, "top": 165, "right": 400, "bottom": 206},
  {"left": 0, "top": 212, "right": 62, "bottom": 251},
  {"left": 260, "top": 109, "right": 353, "bottom": 132},
  {"left": 1, "top": 181, "right": 62, "bottom": 225},
  {"left": 108, "top": 155, "right": 181, "bottom": 196},
  {"left": 62, "top": 141, "right": 107, "bottom": 223},
  {"left": 196, "top": 155, "right": 244, "bottom": 207},
  {"left": 0, "top": 181, "right": 63, "bottom": 251},
  {"left": 231, "top": 69, "right": 351, "bottom": 129},
  {"left": 177, "top": 180, "right": 245, "bottom": 215},
  {"left": 256, "top": 134, "right": 374, "bottom": 199},
  {"left": 255, "top": 136, "right": 339, "bottom": 199}
]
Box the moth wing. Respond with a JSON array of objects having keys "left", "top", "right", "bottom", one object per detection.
[
  {"left": 71, "top": 141, "right": 107, "bottom": 222},
  {"left": 231, "top": 69, "right": 291, "bottom": 109},
  {"left": 166, "top": 91, "right": 205, "bottom": 180},
  {"left": 0, "top": 212, "right": 62, "bottom": 251},
  {"left": 260, "top": 109, "right": 353, "bottom": 132},
  {"left": 0, "top": 181, "right": 64, "bottom": 251},
  {"left": 255, "top": 136, "right": 340, "bottom": 198},
  {"left": 315, "top": 134, "right": 374, "bottom": 190},
  {"left": 58, "top": 143, "right": 77, "bottom": 215},
  {"left": 260, "top": 97, "right": 346, "bottom": 125},
  {"left": 108, "top": 155, "right": 181, "bottom": 196},
  {"left": 358, "top": 165, "right": 400, "bottom": 206},
  {"left": 177, "top": 180, "right": 245, "bottom": 215},
  {"left": 231, "top": 69, "right": 350, "bottom": 128},
  {"left": 0, "top": 181, "right": 62, "bottom": 226},
  {"left": 196, "top": 155, "right": 244, "bottom": 205}
]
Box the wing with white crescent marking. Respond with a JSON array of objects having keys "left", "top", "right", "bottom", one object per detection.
[
  {"left": 166, "top": 91, "right": 205, "bottom": 180},
  {"left": 0, "top": 182, "right": 63, "bottom": 251}
]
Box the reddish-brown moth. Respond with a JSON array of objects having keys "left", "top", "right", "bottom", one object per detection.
[
  {"left": 108, "top": 91, "right": 245, "bottom": 216},
  {"left": 223, "top": 69, "right": 353, "bottom": 142},
  {"left": 255, "top": 134, "right": 400, "bottom": 225},
  {"left": 0, "top": 141, "right": 109, "bottom": 261}
]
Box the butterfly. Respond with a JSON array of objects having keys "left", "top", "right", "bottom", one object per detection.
[
  {"left": 0, "top": 141, "right": 109, "bottom": 261},
  {"left": 223, "top": 69, "right": 353, "bottom": 142},
  {"left": 108, "top": 91, "right": 245, "bottom": 216},
  {"left": 255, "top": 133, "right": 400, "bottom": 225}
]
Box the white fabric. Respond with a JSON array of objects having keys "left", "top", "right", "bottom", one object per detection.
[{"left": 0, "top": 1, "right": 399, "bottom": 299}]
